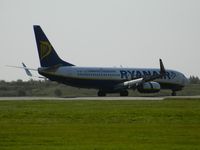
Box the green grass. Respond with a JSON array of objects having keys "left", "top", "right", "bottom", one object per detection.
[{"left": 0, "top": 99, "right": 200, "bottom": 149}]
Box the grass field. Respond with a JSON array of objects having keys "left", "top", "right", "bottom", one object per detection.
[{"left": 0, "top": 99, "right": 200, "bottom": 150}]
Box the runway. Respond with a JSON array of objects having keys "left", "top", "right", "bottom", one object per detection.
[{"left": 0, "top": 96, "right": 200, "bottom": 101}]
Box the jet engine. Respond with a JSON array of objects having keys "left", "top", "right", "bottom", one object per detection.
[{"left": 137, "top": 82, "right": 160, "bottom": 93}]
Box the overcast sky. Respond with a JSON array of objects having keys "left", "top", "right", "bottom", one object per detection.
[{"left": 1, "top": 0, "right": 200, "bottom": 81}]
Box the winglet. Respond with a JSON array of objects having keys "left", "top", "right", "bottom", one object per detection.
[{"left": 159, "top": 59, "right": 166, "bottom": 75}]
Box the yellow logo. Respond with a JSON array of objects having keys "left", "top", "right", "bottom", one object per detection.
[{"left": 40, "top": 41, "right": 52, "bottom": 60}]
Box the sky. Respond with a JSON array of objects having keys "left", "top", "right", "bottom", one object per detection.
[{"left": 0, "top": 0, "right": 200, "bottom": 81}]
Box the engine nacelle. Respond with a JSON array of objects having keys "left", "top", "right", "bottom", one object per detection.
[{"left": 137, "top": 82, "right": 161, "bottom": 93}]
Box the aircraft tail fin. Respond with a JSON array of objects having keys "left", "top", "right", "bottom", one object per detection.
[{"left": 33, "top": 25, "right": 74, "bottom": 67}]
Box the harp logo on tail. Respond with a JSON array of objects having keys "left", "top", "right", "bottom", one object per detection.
[{"left": 40, "top": 41, "right": 52, "bottom": 60}]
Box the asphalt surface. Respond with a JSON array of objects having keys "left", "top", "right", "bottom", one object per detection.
[{"left": 0, "top": 96, "right": 199, "bottom": 101}]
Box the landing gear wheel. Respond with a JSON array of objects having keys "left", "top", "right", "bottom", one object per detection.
[
  {"left": 120, "top": 90, "right": 129, "bottom": 96},
  {"left": 98, "top": 90, "right": 106, "bottom": 97},
  {"left": 171, "top": 91, "right": 176, "bottom": 96}
]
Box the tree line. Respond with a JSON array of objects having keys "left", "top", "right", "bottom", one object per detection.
[
  {"left": 0, "top": 75, "right": 199, "bottom": 97},
  {"left": 189, "top": 76, "right": 200, "bottom": 84}
]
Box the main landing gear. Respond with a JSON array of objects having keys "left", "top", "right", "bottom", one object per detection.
[
  {"left": 97, "top": 90, "right": 129, "bottom": 97},
  {"left": 120, "top": 90, "right": 129, "bottom": 96},
  {"left": 98, "top": 90, "right": 106, "bottom": 97},
  {"left": 171, "top": 91, "right": 177, "bottom": 96}
]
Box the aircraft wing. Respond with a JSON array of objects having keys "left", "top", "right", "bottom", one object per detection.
[
  {"left": 142, "top": 59, "right": 166, "bottom": 82},
  {"left": 123, "top": 78, "right": 143, "bottom": 88},
  {"left": 114, "top": 59, "right": 166, "bottom": 90}
]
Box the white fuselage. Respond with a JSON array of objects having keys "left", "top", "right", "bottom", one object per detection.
[{"left": 39, "top": 66, "right": 188, "bottom": 90}]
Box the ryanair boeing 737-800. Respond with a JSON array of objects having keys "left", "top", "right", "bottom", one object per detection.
[{"left": 32, "top": 25, "right": 188, "bottom": 96}]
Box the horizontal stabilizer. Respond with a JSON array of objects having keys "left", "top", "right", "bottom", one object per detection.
[
  {"left": 6, "top": 63, "right": 45, "bottom": 79},
  {"left": 6, "top": 65, "right": 37, "bottom": 71},
  {"left": 22, "top": 62, "right": 32, "bottom": 77}
]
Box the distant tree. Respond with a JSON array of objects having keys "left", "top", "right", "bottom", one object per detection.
[
  {"left": 0, "top": 86, "right": 7, "bottom": 91},
  {"left": 189, "top": 76, "right": 200, "bottom": 84},
  {"left": 0, "top": 80, "right": 6, "bottom": 84},
  {"left": 17, "top": 89, "right": 26, "bottom": 96},
  {"left": 0, "top": 80, "right": 6, "bottom": 88},
  {"left": 44, "top": 80, "right": 51, "bottom": 87},
  {"left": 16, "top": 79, "right": 23, "bottom": 83},
  {"left": 54, "top": 89, "right": 62, "bottom": 97}
]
